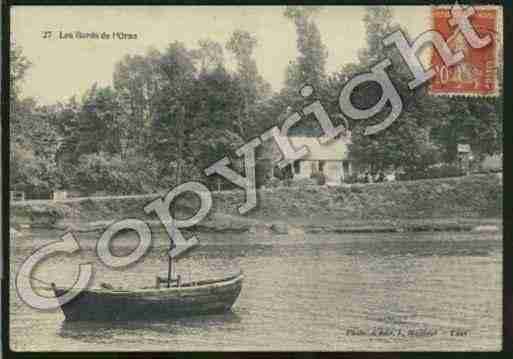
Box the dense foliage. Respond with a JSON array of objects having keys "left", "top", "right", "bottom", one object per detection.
[{"left": 10, "top": 6, "right": 502, "bottom": 196}]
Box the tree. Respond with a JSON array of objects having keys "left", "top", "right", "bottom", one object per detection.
[
  {"left": 75, "top": 84, "right": 125, "bottom": 157},
  {"left": 430, "top": 95, "right": 502, "bottom": 163},
  {"left": 151, "top": 41, "right": 247, "bottom": 188},
  {"left": 9, "top": 39, "right": 259, "bottom": 195},
  {"left": 344, "top": 6, "right": 502, "bottom": 176},
  {"left": 283, "top": 6, "right": 327, "bottom": 92},
  {"left": 276, "top": 6, "right": 331, "bottom": 137},
  {"left": 349, "top": 113, "right": 440, "bottom": 175},
  {"left": 148, "top": 42, "right": 199, "bottom": 185},
  {"left": 10, "top": 42, "right": 31, "bottom": 106},
  {"left": 71, "top": 151, "right": 163, "bottom": 195},
  {"left": 10, "top": 44, "right": 61, "bottom": 192},
  {"left": 10, "top": 103, "right": 61, "bottom": 192},
  {"left": 194, "top": 39, "right": 225, "bottom": 73},
  {"left": 336, "top": 7, "right": 442, "bottom": 175},
  {"left": 226, "top": 30, "right": 271, "bottom": 138},
  {"left": 113, "top": 51, "right": 163, "bottom": 153},
  {"left": 358, "top": 7, "right": 396, "bottom": 68},
  {"left": 192, "top": 65, "right": 243, "bottom": 132},
  {"left": 10, "top": 43, "right": 32, "bottom": 152}
]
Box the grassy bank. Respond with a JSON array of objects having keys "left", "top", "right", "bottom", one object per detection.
[{"left": 10, "top": 173, "right": 502, "bottom": 233}]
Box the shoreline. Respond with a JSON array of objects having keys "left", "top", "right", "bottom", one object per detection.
[
  {"left": 16, "top": 216, "right": 502, "bottom": 235},
  {"left": 11, "top": 174, "right": 502, "bottom": 236}
]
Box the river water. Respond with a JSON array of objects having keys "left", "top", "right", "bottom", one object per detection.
[{"left": 9, "top": 229, "right": 502, "bottom": 351}]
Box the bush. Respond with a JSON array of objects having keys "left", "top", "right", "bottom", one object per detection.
[
  {"left": 344, "top": 173, "right": 360, "bottom": 184},
  {"left": 292, "top": 178, "right": 318, "bottom": 187},
  {"left": 398, "top": 164, "right": 463, "bottom": 180},
  {"left": 426, "top": 164, "right": 463, "bottom": 179},
  {"left": 71, "top": 152, "right": 161, "bottom": 195},
  {"left": 265, "top": 177, "right": 284, "bottom": 188}
]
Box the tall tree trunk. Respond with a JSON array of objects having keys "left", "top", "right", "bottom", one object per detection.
[
  {"left": 175, "top": 105, "right": 185, "bottom": 185},
  {"left": 244, "top": 95, "right": 250, "bottom": 137},
  {"left": 237, "top": 105, "right": 245, "bottom": 139}
]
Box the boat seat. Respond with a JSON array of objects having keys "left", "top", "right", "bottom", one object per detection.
[{"left": 155, "top": 275, "right": 181, "bottom": 289}]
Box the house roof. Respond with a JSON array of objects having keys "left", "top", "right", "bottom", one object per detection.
[{"left": 258, "top": 134, "right": 351, "bottom": 161}]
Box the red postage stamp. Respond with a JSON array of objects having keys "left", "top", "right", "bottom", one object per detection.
[{"left": 429, "top": 5, "right": 500, "bottom": 96}]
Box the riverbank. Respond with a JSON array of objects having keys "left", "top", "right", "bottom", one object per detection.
[{"left": 10, "top": 173, "right": 502, "bottom": 234}]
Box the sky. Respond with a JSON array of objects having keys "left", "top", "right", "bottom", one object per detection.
[{"left": 11, "top": 6, "right": 430, "bottom": 105}]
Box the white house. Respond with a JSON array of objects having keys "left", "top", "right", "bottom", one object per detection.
[
  {"left": 258, "top": 134, "right": 354, "bottom": 186},
  {"left": 287, "top": 136, "right": 353, "bottom": 185}
]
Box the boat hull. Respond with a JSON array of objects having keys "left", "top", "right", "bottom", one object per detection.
[{"left": 53, "top": 274, "right": 243, "bottom": 321}]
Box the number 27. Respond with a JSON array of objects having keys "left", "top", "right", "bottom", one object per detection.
[{"left": 41, "top": 31, "right": 52, "bottom": 39}]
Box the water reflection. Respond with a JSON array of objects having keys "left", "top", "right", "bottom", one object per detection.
[
  {"left": 59, "top": 311, "right": 242, "bottom": 343},
  {"left": 196, "top": 239, "right": 499, "bottom": 259},
  {"left": 11, "top": 230, "right": 502, "bottom": 351}
]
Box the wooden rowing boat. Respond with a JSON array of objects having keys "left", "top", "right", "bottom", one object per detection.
[
  {"left": 52, "top": 272, "right": 243, "bottom": 321},
  {"left": 52, "top": 217, "right": 244, "bottom": 321}
]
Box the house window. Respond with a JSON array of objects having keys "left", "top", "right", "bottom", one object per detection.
[
  {"left": 319, "top": 161, "right": 326, "bottom": 173},
  {"left": 293, "top": 161, "right": 300, "bottom": 174}
]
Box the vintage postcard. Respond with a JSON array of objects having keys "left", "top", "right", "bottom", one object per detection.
[{"left": 7, "top": 4, "right": 503, "bottom": 352}]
